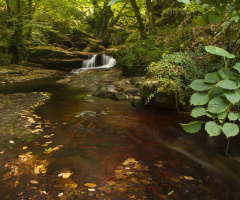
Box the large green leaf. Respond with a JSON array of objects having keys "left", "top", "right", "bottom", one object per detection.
[
  {"left": 180, "top": 121, "right": 203, "bottom": 133},
  {"left": 218, "top": 68, "right": 231, "bottom": 79},
  {"left": 190, "top": 92, "right": 209, "bottom": 105},
  {"left": 217, "top": 111, "right": 227, "bottom": 120},
  {"left": 207, "top": 96, "right": 230, "bottom": 114},
  {"left": 191, "top": 107, "right": 206, "bottom": 118},
  {"left": 208, "top": 87, "right": 223, "bottom": 100},
  {"left": 205, "top": 121, "right": 222, "bottom": 136},
  {"left": 222, "top": 123, "right": 239, "bottom": 138},
  {"left": 205, "top": 46, "right": 235, "bottom": 58},
  {"left": 208, "top": 11, "right": 223, "bottom": 24},
  {"left": 189, "top": 80, "right": 213, "bottom": 91},
  {"left": 204, "top": 72, "right": 220, "bottom": 83},
  {"left": 223, "top": 89, "right": 240, "bottom": 104},
  {"left": 206, "top": 112, "right": 217, "bottom": 119},
  {"left": 233, "top": 63, "right": 240, "bottom": 73},
  {"left": 228, "top": 112, "right": 239, "bottom": 121},
  {"left": 216, "top": 80, "right": 239, "bottom": 89}
]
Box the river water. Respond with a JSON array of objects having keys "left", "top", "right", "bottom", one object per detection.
[{"left": 0, "top": 77, "right": 240, "bottom": 199}]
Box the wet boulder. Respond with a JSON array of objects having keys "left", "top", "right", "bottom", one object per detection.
[
  {"left": 92, "top": 85, "right": 112, "bottom": 98},
  {"left": 109, "top": 92, "right": 126, "bottom": 100},
  {"left": 141, "top": 80, "right": 177, "bottom": 110}
]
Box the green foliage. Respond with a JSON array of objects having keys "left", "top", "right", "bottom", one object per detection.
[
  {"left": 144, "top": 48, "right": 209, "bottom": 106},
  {"left": 181, "top": 46, "right": 240, "bottom": 139},
  {"left": 115, "top": 36, "right": 163, "bottom": 76}
]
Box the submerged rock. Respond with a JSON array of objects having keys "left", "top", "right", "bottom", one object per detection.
[
  {"left": 109, "top": 92, "right": 126, "bottom": 100},
  {"left": 75, "top": 111, "right": 97, "bottom": 117},
  {"left": 92, "top": 85, "right": 112, "bottom": 98}
]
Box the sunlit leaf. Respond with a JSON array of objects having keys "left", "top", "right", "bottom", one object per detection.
[
  {"left": 58, "top": 172, "right": 72, "bottom": 179},
  {"left": 84, "top": 183, "right": 97, "bottom": 187},
  {"left": 30, "top": 180, "right": 38, "bottom": 184},
  {"left": 122, "top": 158, "right": 138, "bottom": 165},
  {"left": 183, "top": 176, "right": 195, "bottom": 180},
  {"left": 58, "top": 193, "right": 64, "bottom": 197}
]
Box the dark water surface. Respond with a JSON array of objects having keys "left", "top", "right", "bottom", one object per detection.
[{"left": 0, "top": 78, "right": 240, "bottom": 199}]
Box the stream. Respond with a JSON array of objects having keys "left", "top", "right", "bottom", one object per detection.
[{"left": 0, "top": 77, "right": 240, "bottom": 199}]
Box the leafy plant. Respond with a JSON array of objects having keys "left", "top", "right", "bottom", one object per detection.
[
  {"left": 180, "top": 46, "right": 240, "bottom": 141},
  {"left": 144, "top": 49, "right": 209, "bottom": 106}
]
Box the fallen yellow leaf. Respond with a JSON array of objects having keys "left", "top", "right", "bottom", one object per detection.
[
  {"left": 30, "top": 180, "right": 38, "bottom": 184},
  {"left": 58, "top": 172, "right": 72, "bottom": 179},
  {"left": 23, "top": 146, "right": 28, "bottom": 150},
  {"left": 84, "top": 183, "right": 97, "bottom": 187},
  {"left": 183, "top": 176, "right": 195, "bottom": 180}
]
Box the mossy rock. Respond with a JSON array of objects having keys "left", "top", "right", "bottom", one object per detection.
[
  {"left": 92, "top": 85, "right": 112, "bottom": 97},
  {"left": 141, "top": 80, "right": 177, "bottom": 110},
  {"left": 109, "top": 92, "right": 126, "bottom": 100},
  {"left": 83, "top": 42, "right": 105, "bottom": 52}
]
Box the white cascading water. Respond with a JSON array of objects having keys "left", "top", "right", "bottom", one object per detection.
[{"left": 71, "top": 54, "right": 116, "bottom": 73}]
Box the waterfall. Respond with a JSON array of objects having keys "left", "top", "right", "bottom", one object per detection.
[{"left": 71, "top": 54, "right": 116, "bottom": 73}]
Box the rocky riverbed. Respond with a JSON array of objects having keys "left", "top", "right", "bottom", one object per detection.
[{"left": 0, "top": 64, "right": 146, "bottom": 150}]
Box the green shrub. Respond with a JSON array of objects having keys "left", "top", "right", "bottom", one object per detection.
[
  {"left": 114, "top": 36, "right": 163, "bottom": 76},
  {"left": 180, "top": 46, "right": 240, "bottom": 145},
  {"left": 144, "top": 47, "right": 210, "bottom": 106}
]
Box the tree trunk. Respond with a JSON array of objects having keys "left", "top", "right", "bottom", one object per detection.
[
  {"left": 98, "top": 5, "right": 113, "bottom": 39},
  {"left": 130, "top": 0, "right": 147, "bottom": 39},
  {"left": 5, "top": 0, "right": 12, "bottom": 17},
  {"left": 9, "top": 0, "right": 26, "bottom": 62},
  {"left": 146, "top": 0, "right": 156, "bottom": 34}
]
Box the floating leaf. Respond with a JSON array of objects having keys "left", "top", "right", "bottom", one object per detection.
[
  {"left": 58, "top": 193, "right": 63, "bottom": 197},
  {"left": 207, "top": 96, "right": 229, "bottom": 114},
  {"left": 205, "top": 121, "right": 222, "bottom": 136},
  {"left": 183, "top": 176, "right": 195, "bottom": 180},
  {"left": 84, "top": 183, "right": 97, "bottom": 187},
  {"left": 190, "top": 92, "right": 209, "bottom": 106},
  {"left": 58, "top": 172, "right": 72, "bottom": 179},
  {"left": 180, "top": 121, "right": 203, "bottom": 133},
  {"left": 189, "top": 80, "right": 213, "bottom": 91},
  {"left": 122, "top": 158, "right": 138, "bottom": 165},
  {"left": 30, "top": 180, "right": 38, "bottom": 184},
  {"left": 222, "top": 123, "right": 239, "bottom": 138}
]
